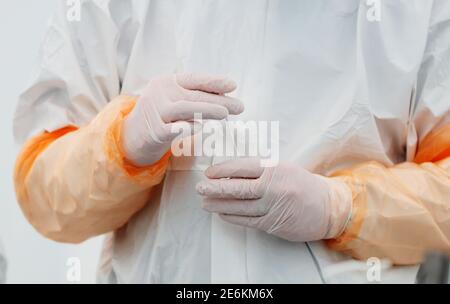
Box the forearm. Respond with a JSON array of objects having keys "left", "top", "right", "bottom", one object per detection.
[
  {"left": 14, "top": 96, "right": 170, "bottom": 243},
  {"left": 327, "top": 123, "right": 450, "bottom": 264}
]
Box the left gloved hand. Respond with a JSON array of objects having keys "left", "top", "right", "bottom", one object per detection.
[{"left": 196, "top": 158, "right": 352, "bottom": 242}]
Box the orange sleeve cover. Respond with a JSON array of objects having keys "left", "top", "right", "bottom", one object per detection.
[
  {"left": 14, "top": 96, "right": 170, "bottom": 243},
  {"left": 327, "top": 122, "right": 450, "bottom": 265}
]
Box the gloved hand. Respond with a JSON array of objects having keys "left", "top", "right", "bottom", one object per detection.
[
  {"left": 196, "top": 158, "right": 353, "bottom": 242},
  {"left": 122, "top": 74, "right": 244, "bottom": 166}
]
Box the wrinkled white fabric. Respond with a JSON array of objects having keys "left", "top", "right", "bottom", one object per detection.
[
  {"left": 122, "top": 74, "right": 243, "bottom": 165},
  {"left": 197, "top": 158, "right": 352, "bottom": 242},
  {"left": 14, "top": 0, "right": 450, "bottom": 283}
]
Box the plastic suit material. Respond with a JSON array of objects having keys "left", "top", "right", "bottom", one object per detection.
[
  {"left": 122, "top": 74, "right": 243, "bottom": 166},
  {"left": 327, "top": 123, "right": 450, "bottom": 265},
  {"left": 13, "top": 0, "right": 450, "bottom": 283},
  {"left": 197, "top": 159, "right": 353, "bottom": 242},
  {"left": 14, "top": 96, "right": 170, "bottom": 243}
]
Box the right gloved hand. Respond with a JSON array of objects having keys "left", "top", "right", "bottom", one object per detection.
[{"left": 121, "top": 74, "right": 244, "bottom": 166}]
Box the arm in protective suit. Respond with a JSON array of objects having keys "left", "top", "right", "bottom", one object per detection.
[
  {"left": 326, "top": 0, "right": 450, "bottom": 264},
  {"left": 13, "top": 1, "right": 243, "bottom": 243},
  {"left": 14, "top": 96, "right": 171, "bottom": 243},
  {"left": 327, "top": 122, "right": 450, "bottom": 265},
  {"left": 12, "top": 1, "right": 167, "bottom": 243},
  {"left": 14, "top": 76, "right": 242, "bottom": 243}
]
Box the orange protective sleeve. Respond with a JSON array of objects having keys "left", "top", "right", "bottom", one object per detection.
[
  {"left": 327, "top": 122, "right": 450, "bottom": 265},
  {"left": 14, "top": 96, "right": 170, "bottom": 243}
]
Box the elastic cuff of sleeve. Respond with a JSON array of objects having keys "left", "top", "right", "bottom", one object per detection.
[
  {"left": 104, "top": 96, "right": 171, "bottom": 184},
  {"left": 324, "top": 173, "right": 367, "bottom": 250},
  {"left": 323, "top": 178, "right": 353, "bottom": 239}
]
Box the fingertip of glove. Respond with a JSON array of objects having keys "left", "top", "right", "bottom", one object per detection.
[
  {"left": 196, "top": 181, "right": 208, "bottom": 195},
  {"left": 204, "top": 166, "right": 216, "bottom": 178},
  {"left": 231, "top": 100, "right": 245, "bottom": 115}
]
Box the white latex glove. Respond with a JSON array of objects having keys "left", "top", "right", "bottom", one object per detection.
[
  {"left": 196, "top": 158, "right": 352, "bottom": 242},
  {"left": 122, "top": 74, "right": 244, "bottom": 166}
]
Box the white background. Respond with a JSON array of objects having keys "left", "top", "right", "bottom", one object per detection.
[{"left": 0, "top": 0, "right": 102, "bottom": 283}]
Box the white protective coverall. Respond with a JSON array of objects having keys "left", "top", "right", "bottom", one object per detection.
[{"left": 13, "top": 0, "right": 450, "bottom": 283}]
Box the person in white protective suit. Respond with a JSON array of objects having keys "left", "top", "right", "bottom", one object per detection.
[{"left": 13, "top": 0, "right": 450, "bottom": 283}]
